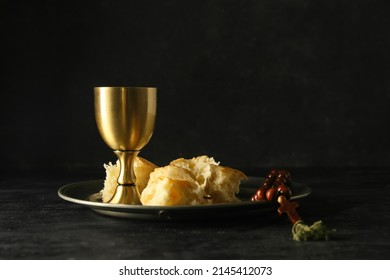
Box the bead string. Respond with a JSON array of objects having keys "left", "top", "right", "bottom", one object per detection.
[{"left": 251, "top": 169, "right": 292, "bottom": 202}]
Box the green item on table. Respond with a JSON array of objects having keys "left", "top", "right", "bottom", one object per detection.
[{"left": 292, "top": 220, "right": 336, "bottom": 241}]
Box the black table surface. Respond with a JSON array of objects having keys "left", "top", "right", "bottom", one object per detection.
[{"left": 1, "top": 167, "right": 389, "bottom": 260}]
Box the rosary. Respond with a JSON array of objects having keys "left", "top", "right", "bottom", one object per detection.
[{"left": 251, "top": 169, "right": 335, "bottom": 241}]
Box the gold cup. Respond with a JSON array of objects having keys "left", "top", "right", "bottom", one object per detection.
[{"left": 94, "top": 87, "right": 157, "bottom": 204}]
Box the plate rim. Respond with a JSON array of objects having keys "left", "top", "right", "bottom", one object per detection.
[{"left": 58, "top": 176, "right": 311, "bottom": 211}]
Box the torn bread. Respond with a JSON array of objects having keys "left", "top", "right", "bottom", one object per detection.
[
  {"left": 170, "top": 155, "right": 247, "bottom": 203},
  {"left": 140, "top": 165, "right": 207, "bottom": 206}
]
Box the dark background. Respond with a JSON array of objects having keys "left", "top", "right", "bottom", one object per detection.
[{"left": 1, "top": 0, "right": 389, "bottom": 176}]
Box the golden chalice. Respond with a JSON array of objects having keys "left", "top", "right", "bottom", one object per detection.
[{"left": 94, "top": 87, "right": 157, "bottom": 204}]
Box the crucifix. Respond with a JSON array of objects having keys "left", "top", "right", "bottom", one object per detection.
[{"left": 277, "top": 195, "right": 301, "bottom": 225}]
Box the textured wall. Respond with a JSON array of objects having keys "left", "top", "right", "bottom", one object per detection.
[{"left": 1, "top": 0, "right": 389, "bottom": 173}]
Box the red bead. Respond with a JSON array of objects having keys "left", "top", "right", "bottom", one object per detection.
[
  {"left": 266, "top": 187, "right": 278, "bottom": 201},
  {"left": 258, "top": 187, "right": 268, "bottom": 200},
  {"left": 277, "top": 185, "right": 292, "bottom": 199}
]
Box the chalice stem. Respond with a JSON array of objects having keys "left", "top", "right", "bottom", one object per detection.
[
  {"left": 113, "top": 150, "right": 139, "bottom": 185},
  {"left": 109, "top": 150, "right": 141, "bottom": 204}
]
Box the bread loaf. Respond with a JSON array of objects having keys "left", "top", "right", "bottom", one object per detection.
[{"left": 102, "top": 155, "right": 247, "bottom": 205}]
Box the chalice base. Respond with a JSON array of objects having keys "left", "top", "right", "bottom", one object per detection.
[{"left": 108, "top": 185, "right": 141, "bottom": 205}]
